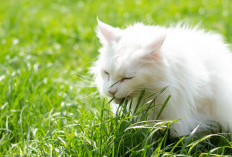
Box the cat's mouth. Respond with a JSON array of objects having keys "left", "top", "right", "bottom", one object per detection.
[
  {"left": 113, "top": 97, "right": 125, "bottom": 104},
  {"left": 113, "top": 96, "right": 132, "bottom": 104},
  {"left": 113, "top": 92, "right": 134, "bottom": 104}
]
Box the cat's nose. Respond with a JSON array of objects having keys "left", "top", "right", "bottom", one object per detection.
[{"left": 108, "top": 89, "right": 117, "bottom": 96}]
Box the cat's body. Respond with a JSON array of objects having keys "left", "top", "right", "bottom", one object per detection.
[{"left": 91, "top": 19, "right": 232, "bottom": 136}]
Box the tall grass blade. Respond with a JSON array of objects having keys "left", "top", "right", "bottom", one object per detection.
[{"left": 156, "top": 95, "right": 171, "bottom": 120}]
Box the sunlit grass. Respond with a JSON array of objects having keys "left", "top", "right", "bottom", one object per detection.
[{"left": 0, "top": 0, "right": 232, "bottom": 156}]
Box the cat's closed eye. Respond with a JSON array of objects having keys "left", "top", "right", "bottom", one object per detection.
[
  {"left": 104, "top": 71, "right": 109, "bottom": 75},
  {"left": 120, "top": 77, "right": 133, "bottom": 82},
  {"left": 104, "top": 70, "right": 133, "bottom": 82},
  {"left": 104, "top": 70, "right": 110, "bottom": 80}
]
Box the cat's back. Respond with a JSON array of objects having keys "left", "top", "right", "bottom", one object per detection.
[
  {"left": 160, "top": 24, "right": 232, "bottom": 87},
  {"left": 164, "top": 25, "right": 230, "bottom": 57}
]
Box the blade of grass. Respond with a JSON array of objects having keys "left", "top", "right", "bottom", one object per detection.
[{"left": 156, "top": 95, "right": 171, "bottom": 120}]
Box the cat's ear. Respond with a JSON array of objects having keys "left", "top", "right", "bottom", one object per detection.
[
  {"left": 144, "top": 35, "right": 166, "bottom": 60},
  {"left": 96, "top": 18, "right": 121, "bottom": 44}
]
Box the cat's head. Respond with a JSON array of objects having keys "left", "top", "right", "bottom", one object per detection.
[{"left": 91, "top": 19, "right": 167, "bottom": 103}]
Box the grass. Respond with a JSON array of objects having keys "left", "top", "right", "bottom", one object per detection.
[{"left": 0, "top": 0, "right": 232, "bottom": 156}]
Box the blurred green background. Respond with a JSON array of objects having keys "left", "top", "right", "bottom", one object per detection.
[{"left": 0, "top": 0, "right": 232, "bottom": 155}]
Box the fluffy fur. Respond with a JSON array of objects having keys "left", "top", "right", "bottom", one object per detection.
[{"left": 91, "top": 19, "right": 232, "bottom": 136}]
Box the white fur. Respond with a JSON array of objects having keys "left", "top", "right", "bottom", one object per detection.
[{"left": 91, "top": 20, "right": 232, "bottom": 136}]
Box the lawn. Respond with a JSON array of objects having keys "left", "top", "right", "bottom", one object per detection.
[{"left": 0, "top": 0, "right": 232, "bottom": 156}]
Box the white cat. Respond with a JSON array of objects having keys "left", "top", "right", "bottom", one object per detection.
[{"left": 91, "top": 19, "right": 232, "bottom": 136}]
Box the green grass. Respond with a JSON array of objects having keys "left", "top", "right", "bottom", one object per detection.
[{"left": 0, "top": 0, "right": 232, "bottom": 156}]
